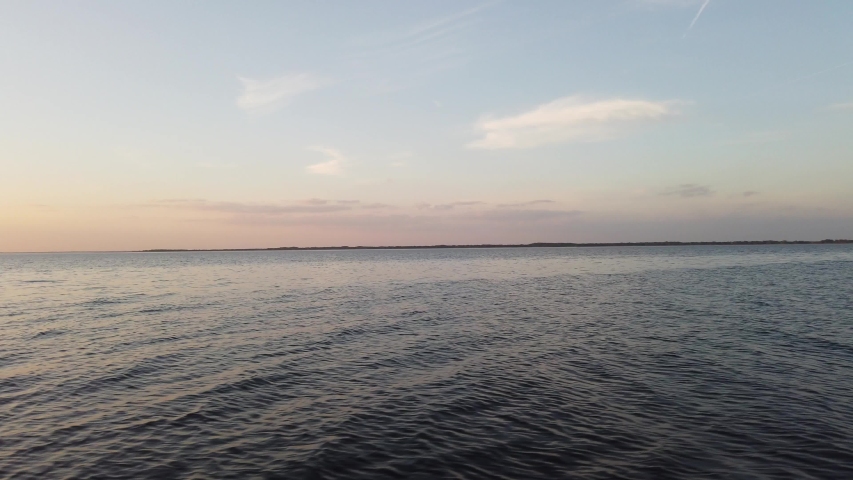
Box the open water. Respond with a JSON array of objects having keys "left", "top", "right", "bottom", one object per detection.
[{"left": 1, "top": 245, "right": 852, "bottom": 479}]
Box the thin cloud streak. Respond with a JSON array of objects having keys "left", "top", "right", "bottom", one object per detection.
[
  {"left": 147, "top": 199, "right": 352, "bottom": 215},
  {"left": 361, "top": 203, "right": 395, "bottom": 210},
  {"left": 432, "top": 201, "right": 484, "bottom": 210},
  {"left": 661, "top": 184, "right": 714, "bottom": 198},
  {"left": 469, "top": 96, "right": 682, "bottom": 149},
  {"left": 229, "top": 209, "right": 584, "bottom": 230},
  {"left": 789, "top": 62, "right": 852, "bottom": 86},
  {"left": 346, "top": 3, "right": 491, "bottom": 93},
  {"left": 145, "top": 199, "right": 583, "bottom": 232},
  {"left": 352, "top": 3, "right": 489, "bottom": 57},
  {"left": 827, "top": 102, "right": 853, "bottom": 111},
  {"left": 306, "top": 147, "right": 346, "bottom": 175},
  {"left": 497, "top": 200, "right": 556, "bottom": 208},
  {"left": 408, "top": 4, "right": 489, "bottom": 38},
  {"left": 236, "top": 73, "right": 327, "bottom": 112}
]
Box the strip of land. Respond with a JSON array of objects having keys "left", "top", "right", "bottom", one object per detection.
[{"left": 141, "top": 239, "right": 853, "bottom": 252}]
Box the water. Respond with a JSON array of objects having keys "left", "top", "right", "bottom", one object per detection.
[{"left": 2, "top": 245, "right": 852, "bottom": 479}]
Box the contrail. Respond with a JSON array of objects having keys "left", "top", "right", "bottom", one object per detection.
[
  {"left": 786, "top": 62, "right": 852, "bottom": 85},
  {"left": 684, "top": 0, "right": 711, "bottom": 36}
]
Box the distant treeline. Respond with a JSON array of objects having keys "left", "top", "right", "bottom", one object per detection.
[{"left": 141, "top": 239, "right": 853, "bottom": 252}]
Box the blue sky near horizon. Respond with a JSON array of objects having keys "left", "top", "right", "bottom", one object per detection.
[{"left": 1, "top": 0, "right": 852, "bottom": 251}]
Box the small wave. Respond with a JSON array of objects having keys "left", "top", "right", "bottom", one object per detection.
[
  {"left": 80, "top": 298, "right": 126, "bottom": 307},
  {"left": 32, "top": 329, "right": 66, "bottom": 339},
  {"left": 138, "top": 303, "right": 207, "bottom": 314}
]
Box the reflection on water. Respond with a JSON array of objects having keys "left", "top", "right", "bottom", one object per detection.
[{"left": 2, "top": 246, "right": 853, "bottom": 479}]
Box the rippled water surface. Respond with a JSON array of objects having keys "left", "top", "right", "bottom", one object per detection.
[{"left": 2, "top": 246, "right": 853, "bottom": 479}]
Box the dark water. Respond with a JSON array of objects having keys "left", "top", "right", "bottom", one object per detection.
[{"left": 2, "top": 246, "right": 853, "bottom": 479}]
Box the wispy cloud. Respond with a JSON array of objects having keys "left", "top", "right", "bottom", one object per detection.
[
  {"left": 361, "top": 203, "right": 395, "bottom": 210},
  {"left": 827, "top": 102, "right": 853, "bottom": 111},
  {"left": 142, "top": 199, "right": 582, "bottom": 233},
  {"left": 347, "top": 4, "right": 491, "bottom": 92},
  {"left": 432, "top": 201, "right": 484, "bottom": 210},
  {"left": 414, "top": 201, "right": 484, "bottom": 210},
  {"left": 497, "top": 200, "right": 555, "bottom": 208},
  {"left": 236, "top": 73, "right": 328, "bottom": 112},
  {"left": 661, "top": 184, "right": 714, "bottom": 198},
  {"left": 469, "top": 96, "right": 682, "bottom": 149},
  {"left": 306, "top": 146, "right": 346, "bottom": 175},
  {"left": 148, "top": 199, "right": 352, "bottom": 215},
  {"left": 408, "top": 4, "right": 489, "bottom": 38},
  {"left": 477, "top": 209, "right": 583, "bottom": 223},
  {"left": 230, "top": 209, "right": 585, "bottom": 233},
  {"left": 353, "top": 4, "right": 488, "bottom": 57},
  {"left": 743, "top": 191, "right": 760, "bottom": 197}
]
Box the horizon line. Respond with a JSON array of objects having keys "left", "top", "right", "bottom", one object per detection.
[{"left": 4, "top": 239, "right": 852, "bottom": 254}]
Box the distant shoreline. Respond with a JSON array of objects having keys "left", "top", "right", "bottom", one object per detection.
[{"left": 140, "top": 240, "right": 853, "bottom": 253}]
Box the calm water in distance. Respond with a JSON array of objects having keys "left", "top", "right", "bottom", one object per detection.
[{"left": 2, "top": 245, "right": 853, "bottom": 479}]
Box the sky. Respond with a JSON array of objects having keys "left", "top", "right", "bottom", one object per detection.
[{"left": 1, "top": 0, "right": 852, "bottom": 251}]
